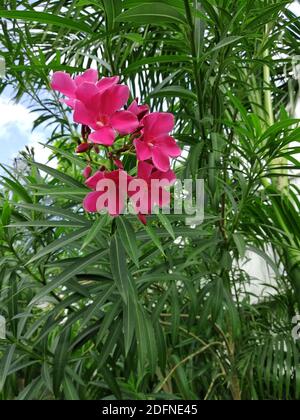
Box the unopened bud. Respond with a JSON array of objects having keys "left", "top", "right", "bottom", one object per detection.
[
  {"left": 76, "top": 143, "right": 91, "bottom": 153},
  {"left": 114, "top": 159, "right": 124, "bottom": 170},
  {"left": 138, "top": 214, "right": 147, "bottom": 225},
  {"left": 83, "top": 166, "right": 92, "bottom": 179}
]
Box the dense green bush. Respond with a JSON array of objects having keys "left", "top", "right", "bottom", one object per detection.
[{"left": 0, "top": 0, "right": 300, "bottom": 400}]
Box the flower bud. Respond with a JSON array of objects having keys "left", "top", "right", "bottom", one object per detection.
[
  {"left": 76, "top": 143, "right": 91, "bottom": 153},
  {"left": 114, "top": 159, "right": 124, "bottom": 170},
  {"left": 138, "top": 214, "right": 147, "bottom": 225},
  {"left": 83, "top": 166, "right": 92, "bottom": 179}
]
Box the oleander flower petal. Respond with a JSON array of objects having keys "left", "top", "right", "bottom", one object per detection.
[
  {"left": 134, "top": 138, "right": 152, "bottom": 161},
  {"left": 97, "top": 76, "right": 120, "bottom": 91},
  {"left": 89, "top": 127, "right": 116, "bottom": 146},
  {"left": 75, "top": 82, "right": 100, "bottom": 108},
  {"left": 128, "top": 99, "right": 149, "bottom": 120},
  {"left": 142, "top": 112, "right": 174, "bottom": 138},
  {"left": 156, "top": 135, "right": 181, "bottom": 158},
  {"left": 110, "top": 111, "right": 139, "bottom": 135},
  {"left": 84, "top": 170, "right": 132, "bottom": 216},
  {"left": 73, "top": 100, "right": 97, "bottom": 127},
  {"left": 75, "top": 69, "right": 98, "bottom": 86},
  {"left": 137, "top": 161, "right": 153, "bottom": 180},
  {"left": 152, "top": 148, "right": 170, "bottom": 172},
  {"left": 51, "top": 72, "right": 76, "bottom": 98},
  {"left": 85, "top": 171, "right": 105, "bottom": 189},
  {"left": 83, "top": 191, "right": 103, "bottom": 212},
  {"left": 97, "top": 85, "right": 130, "bottom": 116}
]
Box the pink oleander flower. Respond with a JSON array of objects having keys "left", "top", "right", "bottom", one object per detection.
[
  {"left": 129, "top": 161, "right": 176, "bottom": 219},
  {"left": 51, "top": 69, "right": 180, "bottom": 222},
  {"left": 83, "top": 170, "right": 133, "bottom": 216},
  {"left": 51, "top": 70, "right": 139, "bottom": 146},
  {"left": 74, "top": 83, "right": 139, "bottom": 146},
  {"left": 134, "top": 112, "right": 181, "bottom": 172},
  {"left": 51, "top": 69, "right": 99, "bottom": 108},
  {"left": 51, "top": 70, "right": 120, "bottom": 107},
  {"left": 128, "top": 99, "right": 149, "bottom": 121}
]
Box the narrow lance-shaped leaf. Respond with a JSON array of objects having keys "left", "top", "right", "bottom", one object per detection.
[
  {"left": 31, "top": 162, "right": 86, "bottom": 189},
  {"left": 116, "top": 217, "right": 140, "bottom": 267},
  {"left": 53, "top": 328, "right": 71, "bottom": 398},
  {"left": 110, "top": 234, "right": 132, "bottom": 303},
  {"left": 81, "top": 214, "right": 109, "bottom": 251},
  {"left": 0, "top": 345, "right": 16, "bottom": 392},
  {"left": 115, "top": 3, "right": 187, "bottom": 25},
  {"left": 0, "top": 10, "right": 93, "bottom": 34},
  {"left": 30, "top": 250, "right": 107, "bottom": 305},
  {"left": 27, "top": 226, "right": 90, "bottom": 265}
]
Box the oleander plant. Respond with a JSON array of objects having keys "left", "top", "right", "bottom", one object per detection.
[{"left": 0, "top": 0, "right": 300, "bottom": 400}]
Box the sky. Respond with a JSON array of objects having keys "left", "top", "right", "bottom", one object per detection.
[
  {"left": 0, "top": 87, "right": 50, "bottom": 166},
  {"left": 0, "top": 1, "right": 299, "bottom": 167}
]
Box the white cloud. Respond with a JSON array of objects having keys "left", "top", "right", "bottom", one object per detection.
[
  {"left": 0, "top": 98, "right": 35, "bottom": 131},
  {"left": 0, "top": 95, "right": 55, "bottom": 166}
]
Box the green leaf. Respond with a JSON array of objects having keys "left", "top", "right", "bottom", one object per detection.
[
  {"left": 210, "top": 36, "right": 243, "bottom": 53},
  {"left": 30, "top": 250, "right": 106, "bottom": 305},
  {"left": 0, "top": 10, "right": 93, "bottom": 34},
  {"left": 124, "top": 55, "right": 190, "bottom": 73},
  {"left": 115, "top": 3, "right": 186, "bottom": 25},
  {"left": 233, "top": 233, "right": 246, "bottom": 258},
  {"left": 1, "top": 176, "right": 32, "bottom": 203},
  {"left": 123, "top": 295, "right": 136, "bottom": 355},
  {"left": 76, "top": 0, "right": 103, "bottom": 9},
  {"left": 149, "top": 86, "right": 197, "bottom": 102},
  {"left": 122, "top": 0, "right": 185, "bottom": 8},
  {"left": 110, "top": 234, "right": 132, "bottom": 303},
  {"left": 81, "top": 214, "right": 109, "bottom": 250},
  {"left": 121, "top": 33, "right": 145, "bottom": 44},
  {"left": 1, "top": 201, "right": 11, "bottom": 233},
  {"left": 27, "top": 226, "right": 89, "bottom": 265},
  {"left": 31, "top": 162, "right": 85, "bottom": 188},
  {"left": 116, "top": 217, "right": 139, "bottom": 267},
  {"left": 135, "top": 305, "right": 157, "bottom": 374},
  {"left": 157, "top": 214, "right": 175, "bottom": 240},
  {"left": 79, "top": 285, "right": 114, "bottom": 330},
  {"left": 8, "top": 221, "right": 85, "bottom": 228},
  {"left": 100, "top": 366, "right": 122, "bottom": 399},
  {"left": 41, "top": 363, "right": 53, "bottom": 393},
  {"left": 13, "top": 202, "right": 88, "bottom": 224},
  {"left": 53, "top": 328, "right": 71, "bottom": 398},
  {"left": 144, "top": 224, "right": 165, "bottom": 255},
  {"left": 16, "top": 377, "right": 44, "bottom": 400},
  {"left": 43, "top": 144, "right": 87, "bottom": 169},
  {"left": 102, "top": 0, "right": 122, "bottom": 31},
  {"left": 31, "top": 187, "right": 88, "bottom": 196},
  {"left": 0, "top": 345, "right": 16, "bottom": 392},
  {"left": 63, "top": 375, "right": 80, "bottom": 400},
  {"left": 98, "top": 321, "right": 123, "bottom": 370}
]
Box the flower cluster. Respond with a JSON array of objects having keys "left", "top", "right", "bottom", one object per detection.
[{"left": 51, "top": 69, "right": 181, "bottom": 223}]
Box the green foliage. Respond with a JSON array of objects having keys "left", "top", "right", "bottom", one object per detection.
[{"left": 0, "top": 0, "right": 300, "bottom": 400}]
